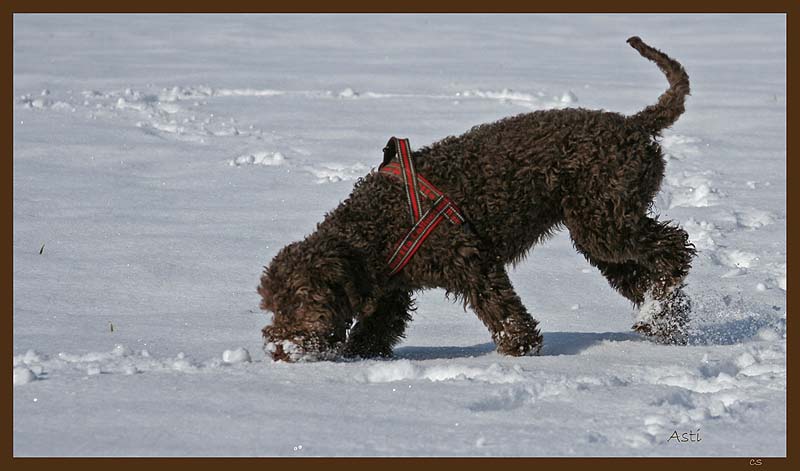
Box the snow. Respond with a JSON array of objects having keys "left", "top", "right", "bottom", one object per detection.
[
  {"left": 714, "top": 249, "right": 760, "bottom": 270},
  {"left": 13, "top": 367, "right": 38, "bottom": 386},
  {"left": 222, "top": 347, "right": 252, "bottom": 364},
  {"left": 228, "top": 151, "right": 286, "bottom": 167},
  {"left": 338, "top": 87, "right": 360, "bottom": 98},
  {"left": 13, "top": 14, "right": 785, "bottom": 456},
  {"left": 358, "top": 360, "right": 525, "bottom": 384}
]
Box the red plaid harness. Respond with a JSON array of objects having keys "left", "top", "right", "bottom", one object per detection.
[{"left": 378, "top": 137, "right": 467, "bottom": 276}]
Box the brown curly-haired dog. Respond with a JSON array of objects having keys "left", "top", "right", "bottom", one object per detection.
[{"left": 259, "top": 37, "right": 696, "bottom": 362}]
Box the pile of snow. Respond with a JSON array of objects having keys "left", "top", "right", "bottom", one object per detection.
[
  {"left": 734, "top": 209, "right": 776, "bottom": 230},
  {"left": 338, "top": 87, "right": 360, "bottom": 98},
  {"left": 13, "top": 367, "right": 37, "bottom": 386},
  {"left": 228, "top": 151, "right": 286, "bottom": 167},
  {"left": 559, "top": 90, "right": 578, "bottom": 104},
  {"left": 302, "top": 162, "right": 370, "bottom": 184},
  {"left": 457, "top": 88, "right": 578, "bottom": 109},
  {"left": 222, "top": 348, "right": 251, "bottom": 364},
  {"left": 682, "top": 218, "right": 720, "bottom": 251},
  {"left": 13, "top": 350, "right": 45, "bottom": 386},
  {"left": 213, "top": 88, "right": 284, "bottom": 97},
  {"left": 665, "top": 174, "right": 721, "bottom": 209},
  {"left": 359, "top": 360, "right": 525, "bottom": 384},
  {"left": 17, "top": 90, "right": 74, "bottom": 112},
  {"left": 714, "top": 249, "right": 759, "bottom": 270},
  {"left": 660, "top": 134, "right": 702, "bottom": 161}
]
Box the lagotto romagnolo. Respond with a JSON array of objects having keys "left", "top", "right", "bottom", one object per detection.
[{"left": 258, "top": 37, "right": 695, "bottom": 362}]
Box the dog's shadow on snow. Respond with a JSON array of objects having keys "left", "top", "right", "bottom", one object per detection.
[
  {"left": 392, "top": 316, "right": 786, "bottom": 361},
  {"left": 394, "top": 331, "right": 640, "bottom": 360},
  {"left": 541, "top": 331, "right": 641, "bottom": 356},
  {"left": 394, "top": 343, "right": 497, "bottom": 360}
]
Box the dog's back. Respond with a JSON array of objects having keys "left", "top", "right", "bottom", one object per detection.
[{"left": 401, "top": 37, "right": 691, "bottom": 263}]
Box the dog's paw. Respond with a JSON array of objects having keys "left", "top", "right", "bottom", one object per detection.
[
  {"left": 633, "top": 285, "right": 691, "bottom": 345},
  {"left": 633, "top": 321, "right": 689, "bottom": 345},
  {"left": 493, "top": 319, "right": 543, "bottom": 357},
  {"left": 496, "top": 338, "right": 543, "bottom": 356}
]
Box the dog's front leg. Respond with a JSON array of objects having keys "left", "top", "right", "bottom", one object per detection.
[
  {"left": 452, "top": 260, "right": 543, "bottom": 356},
  {"left": 342, "top": 290, "right": 413, "bottom": 359}
]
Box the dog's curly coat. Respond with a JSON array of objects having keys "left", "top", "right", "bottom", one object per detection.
[{"left": 259, "top": 37, "right": 696, "bottom": 362}]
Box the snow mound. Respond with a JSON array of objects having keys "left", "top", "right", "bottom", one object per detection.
[
  {"left": 755, "top": 326, "right": 781, "bottom": 342},
  {"left": 734, "top": 208, "right": 776, "bottom": 229},
  {"left": 229, "top": 151, "right": 287, "bottom": 167},
  {"left": 559, "top": 90, "right": 578, "bottom": 104},
  {"left": 213, "top": 88, "right": 284, "bottom": 97},
  {"left": 13, "top": 349, "right": 44, "bottom": 366},
  {"left": 303, "top": 162, "right": 369, "bottom": 184},
  {"left": 459, "top": 88, "right": 539, "bottom": 102},
  {"left": 17, "top": 93, "right": 75, "bottom": 112},
  {"left": 361, "top": 359, "right": 418, "bottom": 382},
  {"left": 158, "top": 85, "right": 214, "bottom": 101},
  {"left": 714, "top": 249, "right": 759, "bottom": 269},
  {"left": 665, "top": 174, "right": 721, "bottom": 209},
  {"left": 457, "top": 88, "right": 577, "bottom": 110},
  {"left": 14, "top": 366, "right": 37, "bottom": 386},
  {"left": 660, "top": 134, "right": 702, "bottom": 161},
  {"left": 682, "top": 218, "right": 720, "bottom": 251},
  {"left": 776, "top": 267, "right": 787, "bottom": 291},
  {"left": 338, "top": 87, "right": 360, "bottom": 98},
  {"left": 222, "top": 347, "right": 251, "bottom": 364},
  {"left": 11, "top": 345, "right": 219, "bottom": 379},
  {"left": 764, "top": 263, "right": 787, "bottom": 292},
  {"left": 360, "top": 360, "right": 525, "bottom": 384}
]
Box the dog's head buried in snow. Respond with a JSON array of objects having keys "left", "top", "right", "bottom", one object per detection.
[
  {"left": 259, "top": 239, "right": 376, "bottom": 362},
  {"left": 259, "top": 37, "right": 696, "bottom": 362}
]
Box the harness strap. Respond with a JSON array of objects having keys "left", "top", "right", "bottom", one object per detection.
[
  {"left": 379, "top": 137, "right": 467, "bottom": 276},
  {"left": 387, "top": 196, "right": 450, "bottom": 275},
  {"left": 394, "top": 138, "right": 422, "bottom": 224},
  {"left": 380, "top": 162, "right": 465, "bottom": 225}
]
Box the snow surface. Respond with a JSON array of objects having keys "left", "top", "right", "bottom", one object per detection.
[{"left": 13, "top": 14, "right": 785, "bottom": 456}]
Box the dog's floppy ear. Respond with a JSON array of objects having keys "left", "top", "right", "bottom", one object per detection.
[
  {"left": 258, "top": 241, "right": 304, "bottom": 313},
  {"left": 257, "top": 271, "right": 275, "bottom": 312}
]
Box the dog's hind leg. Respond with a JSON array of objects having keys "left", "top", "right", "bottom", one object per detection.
[
  {"left": 573, "top": 243, "right": 653, "bottom": 305},
  {"left": 449, "top": 259, "right": 543, "bottom": 356},
  {"left": 567, "top": 212, "right": 695, "bottom": 344},
  {"left": 575, "top": 249, "right": 691, "bottom": 344},
  {"left": 342, "top": 290, "right": 413, "bottom": 359},
  {"left": 627, "top": 218, "right": 695, "bottom": 344}
]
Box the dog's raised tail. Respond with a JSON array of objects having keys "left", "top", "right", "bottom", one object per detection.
[{"left": 627, "top": 36, "right": 690, "bottom": 133}]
